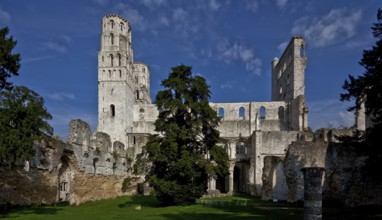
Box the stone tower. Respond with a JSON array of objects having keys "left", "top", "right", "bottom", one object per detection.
[
  {"left": 271, "top": 37, "right": 307, "bottom": 102},
  {"left": 271, "top": 37, "right": 308, "bottom": 131},
  {"left": 97, "top": 14, "right": 135, "bottom": 146}
]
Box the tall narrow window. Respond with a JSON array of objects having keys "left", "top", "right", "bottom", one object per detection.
[
  {"left": 300, "top": 44, "right": 305, "bottom": 57},
  {"left": 143, "top": 67, "right": 145, "bottom": 72},
  {"left": 110, "top": 33, "right": 114, "bottom": 45},
  {"left": 218, "top": 107, "right": 224, "bottom": 118},
  {"left": 136, "top": 90, "right": 140, "bottom": 100},
  {"left": 110, "top": 104, "right": 115, "bottom": 117},
  {"left": 239, "top": 107, "right": 245, "bottom": 119},
  {"left": 110, "top": 20, "right": 114, "bottom": 29},
  {"left": 118, "top": 54, "right": 121, "bottom": 66},
  {"left": 120, "top": 23, "right": 124, "bottom": 31},
  {"left": 119, "top": 70, "right": 122, "bottom": 78},
  {"left": 110, "top": 54, "right": 113, "bottom": 66},
  {"left": 259, "top": 106, "right": 266, "bottom": 119}
]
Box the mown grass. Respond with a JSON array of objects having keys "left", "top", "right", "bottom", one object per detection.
[{"left": 1, "top": 195, "right": 381, "bottom": 220}]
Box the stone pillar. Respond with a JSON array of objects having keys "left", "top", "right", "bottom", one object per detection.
[
  {"left": 208, "top": 176, "right": 216, "bottom": 191},
  {"left": 301, "top": 167, "right": 325, "bottom": 220},
  {"left": 228, "top": 163, "right": 234, "bottom": 195}
]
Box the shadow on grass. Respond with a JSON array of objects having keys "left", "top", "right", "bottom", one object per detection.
[
  {"left": 0, "top": 202, "right": 68, "bottom": 218},
  {"left": 118, "top": 195, "right": 162, "bottom": 208}
]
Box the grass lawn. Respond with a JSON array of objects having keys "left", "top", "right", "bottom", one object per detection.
[{"left": 1, "top": 195, "right": 381, "bottom": 220}]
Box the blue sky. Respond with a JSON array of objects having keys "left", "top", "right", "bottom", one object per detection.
[{"left": 0, "top": 0, "right": 380, "bottom": 139}]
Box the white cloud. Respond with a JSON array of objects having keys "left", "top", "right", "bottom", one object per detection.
[
  {"left": 21, "top": 56, "right": 53, "bottom": 63},
  {"left": 216, "top": 39, "right": 262, "bottom": 75},
  {"left": 158, "top": 15, "right": 169, "bottom": 26},
  {"left": 274, "top": 0, "right": 288, "bottom": 9},
  {"left": 277, "top": 41, "right": 288, "bottom": 53},
  {"left": 48, "top": 92, "right": 76, "bottom": 101},
  {"left": 114, "top": 3, "right": 146, "bottom": 31},
  {"left": 245, "top": 58, "right": 262, "bottom": 76},
  {"left": 308, "top": 99, "right": 355, "bottom": 130},
  {"left": 209, "top": 0, "right": 221, "bottom": 11},
  {"left": 0, "top": 7, "right": 11, "bottom": 24},
  {"left": 62, "top": 35, "right": 71, "bottom": 43},
  {"left": 42, "top": 41, "right": 68, "bottom": 52},
  {"left": 173, "top": 8, "right": 187, "bottom": 22},
  {"left": 245, "top": 0, "right": 259, "bottom": 13},
  {"left": 292, "top": 8, "right": 362, "bottom": 48}
]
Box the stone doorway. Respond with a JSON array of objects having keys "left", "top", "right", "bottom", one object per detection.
[
  {"left": 216, "top": 175, "right": 229, "bottom": 193},
  {"left": 233, "top": 161, "right": 250, "bottom": 193},
  {"left": 58, "top": 155, "right": 74, "bottom": 202}
]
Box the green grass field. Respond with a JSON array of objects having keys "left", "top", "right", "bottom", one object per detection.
[{"left": 1, "top": 196, "right": 381, "bottom": 220}]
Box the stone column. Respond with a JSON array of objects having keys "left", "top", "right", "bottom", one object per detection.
[
  {"left": 301, "top": 167, "right": 325, "bottom": 220},
  {"left": 208, "top": 176, "right": 216, "bottom": 191},
  {"left": 228, "top": 162, "right": 234, "bottom": 195}
]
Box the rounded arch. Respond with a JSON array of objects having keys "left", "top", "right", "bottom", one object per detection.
[
  {"left": 259, "top": 106, "right": 266, "bottom": 119},
  {"left": 110, "top": 19, "right": 114, "bottom": 29},
  {"left": 218, "top": 107, "right": 224, "bottom": 118},
  {"left": 110, "top": 104, "right": 115, "bottom": 117},
  {"left": 110, "top": 33, "right": 114, "bottom": 45},
  {"left": 239, "top": 107, "right": 245, "bottom": 119}
]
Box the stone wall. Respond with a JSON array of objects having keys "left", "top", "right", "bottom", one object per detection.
[{"left": 284, "top": 139, "right": 382, "bottom": 206}]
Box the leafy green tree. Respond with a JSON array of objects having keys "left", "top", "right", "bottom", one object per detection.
[
  {"left": 0, "top": 27, "right": 53, "bottom": 168},
  {"left": 0, "top": 86, "right": 53, "bottom": 168},
  {"left": 144, "top": 65, "right": 229, "bottom": 206},
  {"left": 0, "top": 27, "right": 20, "bottom": 91},
  {"left": 340, "top": 9, "right": 382, "bottom": 173}
]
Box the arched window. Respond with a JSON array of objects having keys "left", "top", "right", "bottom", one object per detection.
[
  {"left": 239, "top": 107, "right": 245, "bottom": 119},
  {"left": 143, "top": 67, "right": 145, "bottom": 72},
  {"left": 110, "top": 104, "right": 115, "bottom": 117},
  {"left": 118, "top": 54, "right": 121, "bottom": 66},
  {"left": 120, "top": 22, "right": 124, "bottom": 31},
  {"left": 218, "top": 107, "right": 224, "bottom": 118},
  {"left": 136, "top": 90, "right": 140, "bottom": 100},
  {"left": 133, "top": 136, "right": 136, "bottom": 145},
  {"left": 139, "top": 108, "right": 145, "bottom": 113},
  {"left": 119, "top": 70, "right": 122, "bottom": 78},
  {"left": 108, "top": 70, "right": 111, "bottom": 78},
  {"left": 110, "top": 33, "right": 114, "bottom": 45},
  {"left": 110, "top": 54, "right": 113, "bottom": 66},
  {"left": 110, "top": 20, "right": 114, "bottom": 29},
  {"left": 102, "top": 56, "right": 104, "bottom": 62},
  {"left": 259, "top": 106, "right": 266, "bottom": 119},
  {"left": 135, "top": 76, "right": 138, "bottom": 84},
  {"left": 236, "top": 142, "right": 246, "bottom": 155}
]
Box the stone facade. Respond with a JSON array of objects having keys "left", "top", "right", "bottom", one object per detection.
[{"left": 95, "top": 14, "right": 309, "bottom": 197}]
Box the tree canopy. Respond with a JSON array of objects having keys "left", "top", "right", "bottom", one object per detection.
[
  {"left": 0, "top": 27, "right": 53, "bottom": 168},
  {"left": 0, "top": 27, "right": 20, "bottom": 91},
  {"left": 340, "top": 9, "right": 382, "bottom": 172},
  {"left": 143, "top": 65, "right": 229, "bottom": 206}
]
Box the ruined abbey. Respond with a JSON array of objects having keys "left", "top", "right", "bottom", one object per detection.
[{"left": 1, "top": 14, "right": 381, "bottom": 207}]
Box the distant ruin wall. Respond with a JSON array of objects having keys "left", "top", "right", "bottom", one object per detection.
[
  {"left": 0, "top": 168, "right": 58, "bottom": 206},
  {"left": 284, "top": 140, "right": 382, "bottom": 206}
]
